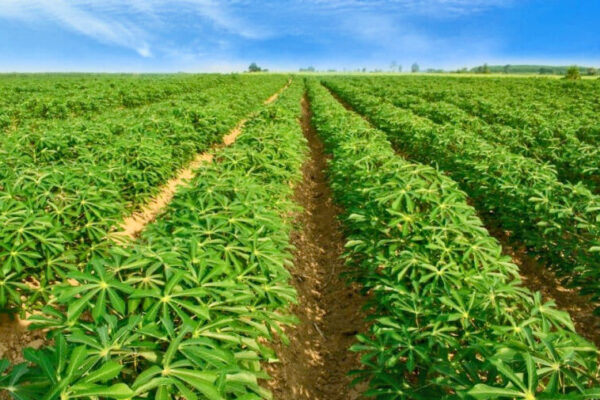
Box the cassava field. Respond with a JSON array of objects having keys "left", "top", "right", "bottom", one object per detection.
[{"left": 2, "top": 73, "right": 600, "bottom": 400}]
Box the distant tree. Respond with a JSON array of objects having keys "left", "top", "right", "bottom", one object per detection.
[
  {"left": 565, "top": 65, "right": 581, "bottom": 80},
  {"left": 398, "top": 65, "right": 403, "bottom": 73},
  {"left": 503, "top": 64, "right": 511, "bottom": 74},
  {"left": 248, "top": 62, "right": 262, "bottom": 72},
  {"left": 539, "top": 67, "right": 553, "bottom": 75},
  {"left": 411, "top": 63, "right": 420, "bottom": 73},
  {"left": 587, "top": 67, "right": 597, "bottom": 76},
  {"left": 474, "top": 64, "right": 490, "bottom": 74},
  {"left": 390, "top": 60, "right": 397, "bottom": 71},
  {"left": 361, "top": 67, "right": 366, "bottom": 72}
]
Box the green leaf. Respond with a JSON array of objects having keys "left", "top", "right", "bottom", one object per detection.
[
  {"left": 468, "top": 384, "right": 524, "bottom": 399},
  {"left": 81, "top": 361, "right": 123, "bottom": 384},
  {"left": 169, "top": 369, "right": 223, "bottom": 400},
  {"left": 70, "top": 383, "right": 133, "bottom": 399}
]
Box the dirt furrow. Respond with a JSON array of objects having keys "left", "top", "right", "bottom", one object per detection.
[
  {"left": 265, "top": 95, "right": 367, "bottom": 400},
  {"left": 117, "top": 79, "right": 292, "bottom": 240}
]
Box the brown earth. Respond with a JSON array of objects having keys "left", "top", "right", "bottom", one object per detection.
[
  {"left": 0, "top": 313, "right": 46, "bottom": 364},
  {"left": 264, "top": 95, "right": 368, "bottom": 400}
]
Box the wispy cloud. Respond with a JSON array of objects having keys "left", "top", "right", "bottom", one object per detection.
[
  {"left": 0, "top": 0, "right": 266, "bottom": 57},
  {"left": 7, "top": 0, "right": 576, "bottom": 73},
  {"left": 256, "top": 0, "right": 513, "bottom": 17},
  {"left": 0, "top": 0, "right": 152, "bottom": 56},
  {"left": 180, "top": 0, "right": 268, "bottom": 39}
]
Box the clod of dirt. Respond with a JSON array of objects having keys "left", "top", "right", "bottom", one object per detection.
[
  {"left": 0, "top": 314, "right": 46, "bottom": 364},
  {"left": 264, "top": 95, "right": 368, "bottom": 400}
]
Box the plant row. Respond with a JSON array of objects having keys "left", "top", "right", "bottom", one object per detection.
[
  {"left": 407, "top": 76, "right": 600, "bottom": 140},
  {"left": 336, "top": 75, "right": 600, "bottom": 146},
  {"left": 339, "top": 77, "right": 600, "bottom": 193},
  {"left": 0, "top": 80, "right": 305, "bottom": 400},
  {"left": 322, "top": 79, "right": 600, "bottom": 312},
  {"left": 306, "top": 78, "right": 600, "bottom": 399},
  {"left": 0, "top": 76, "right": 289, "bottom": 313},
  {"left": 419, "top": 77, "right": 600, "bottom": 147},
  {"left": 0, "top": 74, "right": 241, "bottom": 130}
]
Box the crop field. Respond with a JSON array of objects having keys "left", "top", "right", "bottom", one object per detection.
[{"left": 1, "top": 74, "right": 600, "bottom": 400}]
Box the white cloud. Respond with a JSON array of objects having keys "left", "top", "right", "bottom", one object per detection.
[
  {"left": 0, "top": 0, "right": 152, "bottom": 56},
  {"left": 0, "top": 0, "right": 266, "bottom": 57},
  {"left": 0, "top": 0, "right": 523, "bottom": 71},
  {"left": 179, "top": 0, "right": 268, "bottom": 39},
  {"left": 254, "top": 0, "right": 513, "bottom": 17}
]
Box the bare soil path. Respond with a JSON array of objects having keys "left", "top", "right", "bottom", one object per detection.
[
  {"left": 265, "top": 95, "right": 367, "bottom": 400},
  {"left": 117, "top": 79, "right": 292, "bottom": 240}
]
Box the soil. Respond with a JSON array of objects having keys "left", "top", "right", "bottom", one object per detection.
[
  {"left": 0, "top": 313, "right": 46, "bottom": 364},
  {"left": 264, "top": 95, "right": 368, "bottom": 400}
]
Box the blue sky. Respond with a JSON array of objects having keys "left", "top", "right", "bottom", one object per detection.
[{"left": 0, "top": 0, "right": 598, "bottom": 72}]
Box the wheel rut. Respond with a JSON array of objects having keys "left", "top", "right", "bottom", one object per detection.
[{"left": 265, "top": 94, "right": 367, "bottom": 400}]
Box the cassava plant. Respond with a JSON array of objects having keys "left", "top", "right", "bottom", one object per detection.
[
  {"left": 1, "top": 80, "right": 305, "bottom": 400},
  {"left": 307, "top": 78, "right": 600, "bottom": 399}
]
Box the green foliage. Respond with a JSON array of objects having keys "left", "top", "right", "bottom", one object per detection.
[
  {"left": 1, "top": 80, "right": 305, "bottom": 399},
  {"left": 307, "top": 78, "right": 600, "bottom": 399},
  {"left": 0, "top": 74, "right": 289, "bottom": 313},
  {"left": 565, "top": 66, "right": 582, "bottom": 80},
  {"left": 468, "top": 64, "right": 594, "bottom": 74},
  {"left": 323, "top": 77, "right": 600, "bottom": 313},
  {"left": 248, "top": 63, "right": 262, "bottom": 73},
  {"left": 474, "top": 63, "right": 491, "bottom": 73},
  {"left": 344, "top": 76, "right": 600, "bottom": 193}
]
